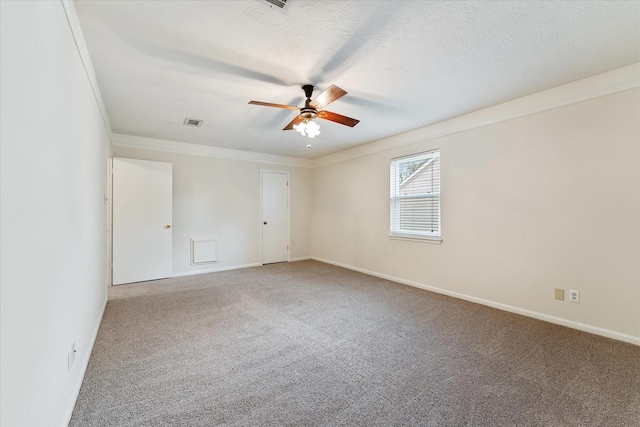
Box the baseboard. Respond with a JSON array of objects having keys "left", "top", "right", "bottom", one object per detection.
[
  {"left": 63, "top": 296, "right": 108, "bottom": 426},
  {"left": 290, "top": 256, "right": 312, "bottom": 262},
  {"left": 173, "top": 259, "right": 313, "bottom": 276},
  {"left": 311, "top": 257, "right": 640, "bottom": 347},
  {"left": 172, "top": 263, "right": 262, "bottom": 277}
]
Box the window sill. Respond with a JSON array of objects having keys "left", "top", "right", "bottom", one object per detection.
[{"left": 388, "top": 234, "right": 443, "bottom": 244}]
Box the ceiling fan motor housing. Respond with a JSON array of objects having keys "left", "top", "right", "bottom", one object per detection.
[
  {"left": 300, "top": 107, "right": 318, "bottom": 119},
  {"left": 301, "top": 84, "right": 318, "bottom": 119}
]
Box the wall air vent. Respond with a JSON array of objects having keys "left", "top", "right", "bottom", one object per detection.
[
  {"left": 264, "top": 0, "right": 287, "bottom": 8},
  {"left": 183, "top": 118, "right": 203, "bottom": 127}
]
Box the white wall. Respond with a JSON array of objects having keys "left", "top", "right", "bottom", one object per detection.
[
  {"left": 113, "top": 146, "right": 312, "bottom": 275},
  {"left": 311, "top": 88, "right": 640, "bottom": 342},
  {"left": 0, "top": 2, "right": 110, "bottom": 426}
]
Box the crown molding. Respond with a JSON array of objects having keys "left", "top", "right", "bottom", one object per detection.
[
  {"left": 311, "top": 63, "right": 640, "bottom": 168},
  {"left": 60, "top": 0, "right": 113, "bottom": 154},
  {"left": 112, "top": 133, "right": 313, "bottom": 168}
]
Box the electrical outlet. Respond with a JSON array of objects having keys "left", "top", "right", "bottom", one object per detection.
[
  {"left": 569, "top": 290, "right": 580, "bottom": 303},
  {"left": 340, "top": 249, "right": 345, "bottom": 254},
  {"left": 554, "top": 288, "right": 564, "bottom": 301},
  {"left": 68, "top": 343, "right": 76, "bottom": 371}
]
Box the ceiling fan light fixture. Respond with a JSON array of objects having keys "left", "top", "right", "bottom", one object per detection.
[
  {"left": 305, "top": 120, "right": 320, "bottom": 138},
  {"left": 293, "top": 120, "right": 306, "bottom": 135},
  {"left": 294, "top": 119, "right": 320, "bottom": 138}
]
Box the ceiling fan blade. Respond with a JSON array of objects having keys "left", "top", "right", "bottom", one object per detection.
[
  {"left": 283, "top": 115, "right": 305, "bottom": 130},
  {"left": 309, "top": 85, "right": 347, "bottom": 110},
  {"left": 317, "top": 110, "right": 360, "bottom": 127},
  {"left": 249, "top": 101, "right": 300, "bottom": 110}
]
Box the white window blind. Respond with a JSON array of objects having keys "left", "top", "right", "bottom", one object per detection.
[{"left": 390, "top": 150, "right": 440, "bottom": 239}]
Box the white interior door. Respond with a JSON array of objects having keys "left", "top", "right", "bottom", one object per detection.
[
  {"left": 113, "top": 158, "right": 172, "bottom": 285},
  {"left": 262, "top": 170, "right": 289, "bottom": 264}
]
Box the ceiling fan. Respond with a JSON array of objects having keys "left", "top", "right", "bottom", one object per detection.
[{"left": 249, "top": 84, "right": 359, "bottom": 138}]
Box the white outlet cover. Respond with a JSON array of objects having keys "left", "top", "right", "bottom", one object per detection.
[{"left": 569, "top": 290, "right": 580, "bottom": 303}]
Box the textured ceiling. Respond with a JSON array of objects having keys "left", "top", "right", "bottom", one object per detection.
[{"left": 74, "top": 0, "right": 640, "bottom": 159}]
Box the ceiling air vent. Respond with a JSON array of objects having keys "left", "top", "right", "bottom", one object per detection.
[
  {"left": 264, "top": 0, "right": 287, "bottom": 8},
  {"left": 183, "top": 118, "right": 203, "bottom": 127}
]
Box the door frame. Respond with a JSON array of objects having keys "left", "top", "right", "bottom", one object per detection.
[
  {"left": 260, "top": 169, "right": 290, "bottom": 264},
  {"left": 107, "top": 156, "right": 113, "bottom": 287}
]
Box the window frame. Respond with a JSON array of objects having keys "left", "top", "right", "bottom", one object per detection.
[{"left": 389, "top": 149, "right": 442, "bottom": 243}]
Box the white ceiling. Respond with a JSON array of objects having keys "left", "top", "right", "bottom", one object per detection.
[{"left": 74, "top": 0, "right": 640, "bottom": 159}]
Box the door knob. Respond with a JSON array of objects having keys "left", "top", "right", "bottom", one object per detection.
[
  {"left": 263, "top": 221, "right": 267, "bottom": 225},
  {"left": 165, "top": 224, "right": 172, "bottom": 229}
]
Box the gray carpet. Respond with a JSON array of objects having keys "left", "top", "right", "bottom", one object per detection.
[{"left": 70, "top": 260, "right": 640, "bottom": 426}]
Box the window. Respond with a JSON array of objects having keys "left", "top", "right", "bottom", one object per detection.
[{"left": 390, "top": 150, "right": 441, "bottom": 240}]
